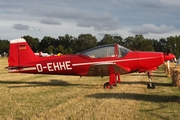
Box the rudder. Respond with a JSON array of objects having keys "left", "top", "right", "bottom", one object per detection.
[{"left": 8, "top": 38, "right": 38, "bottom": 67}]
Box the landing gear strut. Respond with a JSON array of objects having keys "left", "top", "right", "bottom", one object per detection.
[
  {"left": 104, "top": 65, "right": 121, "bottom": 89},
  {"left": 147, "top": 71, "right": 155, "bottom": 89}
]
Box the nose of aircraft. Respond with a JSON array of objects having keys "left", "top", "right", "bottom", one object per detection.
[{"left": 164, "top": 53, "right": 176, "bottom": 61}]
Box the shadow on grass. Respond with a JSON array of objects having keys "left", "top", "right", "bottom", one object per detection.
[
  {"left": 0, "top": 79, "right": 102, "bottom": 88},
  {"left": 151, "top": 74, "right": 168, "bottom": 78},
  {"left": 127, "top": 72, "right": 167, "bottom": 78},
  {"left": 151, "top": 82, "right": 172, "bottom": 87},
  {"left": 120, "top": 81, "right": 172, "bottom": 87},
  {"left": 127, "top": 73, "right": 147, "bottom": 76},
  {"left": 86, "top": 93, "right": 179, "bottom": 103},
  {"left": 0, "top": 79, "right": 84, "bottom": 88},
  {"left": 120, "top": 81, "right": 147, "bottom": 85}
]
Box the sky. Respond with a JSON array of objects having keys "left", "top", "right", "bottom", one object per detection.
[{"left": 0, "top": 0, "right": 180, "bottom": 41}]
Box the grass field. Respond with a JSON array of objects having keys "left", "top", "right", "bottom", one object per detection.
[{"left": 0, "top": 58, "right": 180, "bottom": 120}]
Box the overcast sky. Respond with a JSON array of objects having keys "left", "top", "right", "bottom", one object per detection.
[{"left": 0, "top": 0, "right": 180, "bottom": 41}]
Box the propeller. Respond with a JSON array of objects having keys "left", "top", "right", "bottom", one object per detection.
[{"left": 164, "top": 53, "right": 175, "bottom": 61}]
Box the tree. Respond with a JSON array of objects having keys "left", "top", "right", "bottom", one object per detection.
[
  {"left": 58, "top": 34, "right": 74, "bottom": 48},
  {"left": 113, "top": 36, "right": 124, "bottom": 46},
  {"left": 39, "top": 36, "right": 56, "bottom": 53},
  {"left": 152, "top": 39, "right": 161, "bottom": 52},
  {"left": 140, "top": 39, "right": 154, "bottom": 51},
  {"left": 99, "top": 34, "right": 124, "bottom": 46},
  {"left": 167, "top": 35, "right": 180, "bottom": 58},
  {"left": 98, "top": 34, "right": 113, "bottom": 45},
  {"left": 158, "top": 38, "right": 167, "bottom": 53},
  {"left": 56, "top": 45, "right": 66, "bottom": 54},
  {"left": 0, "top": 39, "right": 9, "bottom": 54},
  {"left": 123, "top": 35, "right": 155, "bottom": 51},
  {"left": 75, "top": 34, "right": 98, "bottom": 52},
  {"left": 57, "top": 34, "right": 75, "bottom": 54},
  {"left": 175, "top": 36, "right": 180, "bottom": 58},
  {"left": 167, "top": 36, "right": 176, "bottom": 56},
  {"left": 123, "top": 36, "right": 134, "bottom": 50},
  {"left": 133, "top": 34, "right": 146, "bottom": 51}
]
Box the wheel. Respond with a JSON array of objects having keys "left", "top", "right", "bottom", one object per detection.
[
  {"left": 104, "top": 82, "right": 113, "bottom": 89},
  {"left": 147, "top": 83, "right": 155, "bottom": 89},
  {"left": 151, "top": 83, "right": 155, "bottom": 89},
  {"left": 147, "top": 83, "right": 150, "bottom": 89}
]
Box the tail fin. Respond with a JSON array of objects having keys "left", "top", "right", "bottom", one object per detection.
[{"left": 8, "top": 38, "right": 38, "bottom": 68}]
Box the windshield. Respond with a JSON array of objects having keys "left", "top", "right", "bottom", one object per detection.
[
  {"left": 117, "top": 44, "right": 131, "bottom": 57},
  {"left": 79, "top": 44, "right": 115, "bottom": 58}
]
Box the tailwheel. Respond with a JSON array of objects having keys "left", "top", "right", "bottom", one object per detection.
[
  {"left": 103, "top": 82, "right": 113, "bottom": 89},
  {"left": 147, "top": 83, "right": 155, "bottom": 89}
]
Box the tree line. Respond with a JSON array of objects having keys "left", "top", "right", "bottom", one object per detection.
[{"left": 0, "top": 34, "right": 180, "bottom": 58}]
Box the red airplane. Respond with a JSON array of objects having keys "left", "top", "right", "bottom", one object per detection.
[{"left": 7, "top": 38, "right": 175, "bottom": 89}]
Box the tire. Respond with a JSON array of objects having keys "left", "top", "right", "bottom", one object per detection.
[{"left": 104, "top": 82, "right": 113, "bottom": 89}]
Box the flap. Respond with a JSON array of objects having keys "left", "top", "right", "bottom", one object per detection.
[{"left": 87, "top": 63, "right": 130, "bottom": 76}]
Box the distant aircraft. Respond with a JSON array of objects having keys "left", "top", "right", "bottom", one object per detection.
[{"left": 7, "top": 38, "right": 175, "bottom": 89}]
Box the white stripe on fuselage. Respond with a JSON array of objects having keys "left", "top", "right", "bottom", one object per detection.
[
  {"left": 72, "top": 56, "right": 162, "bottom": 66},
  {"left": 20, "top": 67, "right": 36, "bottom": 71}
]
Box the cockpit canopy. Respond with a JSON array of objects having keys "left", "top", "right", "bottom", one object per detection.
[{"left": 79, "top": 44, "right": 131, "bottom": 58}]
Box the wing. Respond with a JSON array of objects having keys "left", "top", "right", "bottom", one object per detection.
[
  {"left": 139, "top": 67, "right": 158, "bottom": 73},
  {"left": 87, "top": 63, "right": 130, "bottom": 76}
]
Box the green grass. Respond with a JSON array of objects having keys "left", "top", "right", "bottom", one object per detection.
[{"left": 0, "top": 58, "right": 180, "bottom": 120}]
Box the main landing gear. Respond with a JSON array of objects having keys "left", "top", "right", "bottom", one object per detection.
[
  {"left": 147, "top": 71, "right": 155, "bottom": 89},
  {"left": 103, "top": 65, "right": 121, "bottom": 89}
]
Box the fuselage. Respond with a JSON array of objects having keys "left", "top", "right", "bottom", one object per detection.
[{"left": 12, "top": 51, "right": 165, "bottom": 76}]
